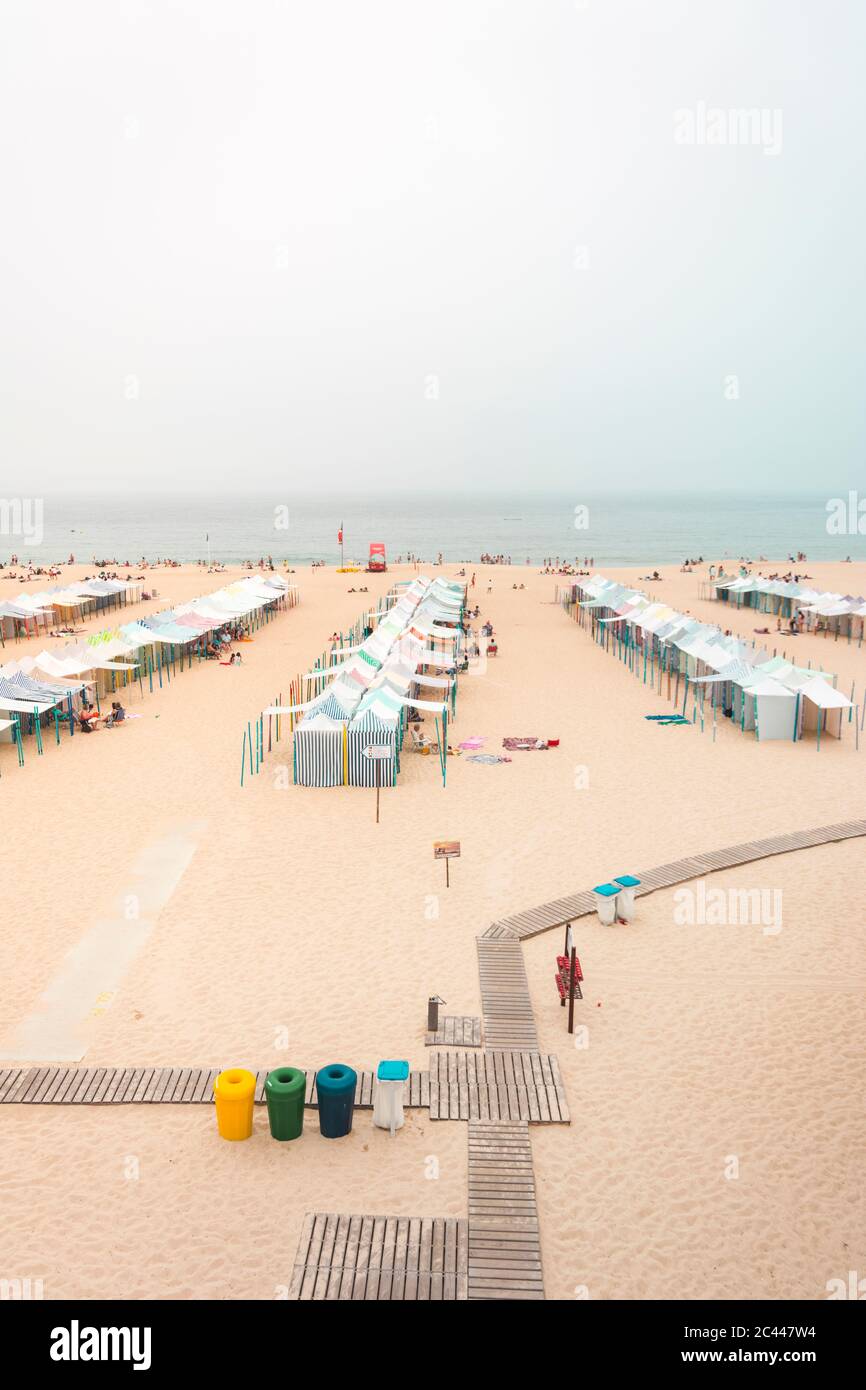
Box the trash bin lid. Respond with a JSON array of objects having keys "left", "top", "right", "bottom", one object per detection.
[
  {"left": 592, "top": 883, "right": 620, "bottom": 897},
  {"left": 377, "top": 1059, "right": 409, "bottom": 1081},
  {"left": 614, "top": 875, "right": 641, "bottom": 888}
]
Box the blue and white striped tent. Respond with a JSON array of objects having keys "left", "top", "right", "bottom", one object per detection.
[{"left": 294, "top": 712, "right": 345, "bottom": 787}]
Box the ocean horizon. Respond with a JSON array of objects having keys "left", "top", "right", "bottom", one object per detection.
[{"left": 2, "top": 490, "right": 863, "bottom": 568}]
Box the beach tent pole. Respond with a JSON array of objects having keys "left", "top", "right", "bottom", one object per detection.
[
  {"left": 240, "top": 729, "right": 247, "bottom": 787},
  {"left": 682, "top": 674, "right": 689, "bottom": 716},
  {"left": 157, "top": 645, "right": 163, "bottom": 688},
  {"left": 793, "top": 692, "right": 800, "bottom": 742},
  {"left": 34, "top": 707, "right": 43, "bottom": 755},
  {"left": 54, "top": 709, "right": 60, "bottom": 745}
]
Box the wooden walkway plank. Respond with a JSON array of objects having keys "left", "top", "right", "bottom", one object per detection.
[
  {"left": 486, "top": 819, "right": 866, "bottom": 939},
  {"left": 467, "top": 1120, "right": 544, "bottom": 1300},
  {"left": 425, "top": 1015, "right": 482, "bottom": 1047},
  {"left": 288, "top": 1213, "right": 467, "bottom": 1301}
]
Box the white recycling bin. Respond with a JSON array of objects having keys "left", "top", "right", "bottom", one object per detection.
[
  {"left": 592, "top": 883, "right": 620, "bottom": 925},
  {"left": 373, "top": 1059, "right": 410, "bottom": 1135},
  {"left": 613, "top": 875, "right": 641, "bottom": 920}
]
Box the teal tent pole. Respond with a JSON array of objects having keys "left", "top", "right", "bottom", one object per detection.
[{"left": 240, "top": 729, "right": 247, "bottom": 786}]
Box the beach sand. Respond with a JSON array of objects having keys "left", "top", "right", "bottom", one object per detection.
[{"left": 1, "top": 558, "right": 864, "bottom": 1299}]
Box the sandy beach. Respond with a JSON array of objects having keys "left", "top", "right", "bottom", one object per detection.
[{"left": 0, "top": 557, "right": 863, "bottom": 1301}]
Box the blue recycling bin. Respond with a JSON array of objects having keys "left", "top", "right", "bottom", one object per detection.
[
  {"left": 316, "top": 1063, "right": 357, "bottom": 1138},
  {"left": 613, "top": 874, "right": 641, "bottom": 920}
]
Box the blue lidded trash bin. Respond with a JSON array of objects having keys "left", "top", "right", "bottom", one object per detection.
[
  {"left": 592, "top": 882, "right": 620, "bottom": 925},
  {"left": 613, "top": 874, "right": 641, "bottom": 920},
  {"left": 316, "top": 1063, "right": 357, "bottom": 1138},
  {"left": 373, "top": 1059, "right": 409, "bottom": 1136}
]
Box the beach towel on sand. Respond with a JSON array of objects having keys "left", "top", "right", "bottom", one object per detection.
[
  {"left": 468, "top": 754, "right": 512, "bottom": 765},
  {"left": 502, "top": 737, "right": 539, "bottom": 750}
]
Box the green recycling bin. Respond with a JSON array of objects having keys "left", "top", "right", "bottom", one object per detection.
[
  {"left": 316, "top": 1064, "right": 357, "bottom": 1138},
  {"left": 265, "top": 1067, "right": 306, "bottom": 1141}
]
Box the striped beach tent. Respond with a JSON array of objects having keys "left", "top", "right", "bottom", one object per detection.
[
  {"left": 347, "top": 710, "right": 397, "bottom": 787},
  {"left": 294, "top": 713, "right": 346, "bottom": 787}
]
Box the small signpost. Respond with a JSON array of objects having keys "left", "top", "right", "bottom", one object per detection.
[
  {"left": 363, "top": 744, "right": 391, "bottom": 822},
  {"left": 434, "top": 840, "right": 460, "bottom": 888}
]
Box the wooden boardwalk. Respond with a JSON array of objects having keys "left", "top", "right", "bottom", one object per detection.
[
  {"left": 288, "top": 1213, "right": 468, "bottom": 1300},
  {"left": 425, "top": 1015, "right": 481, "bottom": 1047},
  {"left": 1, "top": 1057, "right": 569, "bottom": 1123},
  {"left": 430, "top": 1050, "right": 568, "bottom": 1123},
  {"left": 467, "top": 1121, "right": 544, "bottom": 1300},
  {"left": 0, "top": 1065, "right": 430, "bottom": 1109},
  {"left": 483, "top": 818, "right": 866, "bottom": 940},
  {"left": 476, "top": 938, "right": 539, "bottom": 1049}
]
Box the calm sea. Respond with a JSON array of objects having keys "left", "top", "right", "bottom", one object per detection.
[{"left": 2, "top": 492, "right": 862, "bottom": 567}]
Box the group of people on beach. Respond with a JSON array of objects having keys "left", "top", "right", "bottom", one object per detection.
[
  {"left": 539, "top": 558, "right": 593, "bottom": 575},
  {"left": 78, "top": 698, "right": 126, "bottom": 732}
]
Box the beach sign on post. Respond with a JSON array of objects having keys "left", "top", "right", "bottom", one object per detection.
[
  {"left": 434, "top": 840, "right": 460, "bottom": 888},
  {"left": 363, "top": 743, "right": 391, "bottom": 822}
]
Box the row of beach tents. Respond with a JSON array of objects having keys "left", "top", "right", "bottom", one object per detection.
[
  {"left": 0, "top": 577, "right": 145, "bottom": 644},
  {"left": 263, "top": 574, "right": 466, "bottom": 787},
  {"left": 1, "top": 575, "right": 296, "bottom": 758},
  {"left": 706, "top": 573, "right": 866, "bottom": 641},
  {"left": 561, "top": 574, "right": 859, "bottom": 747}
]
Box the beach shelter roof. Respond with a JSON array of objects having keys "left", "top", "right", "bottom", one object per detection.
[
  {"left": 691, "top": 659, "right": 759, "bottom": 685},
  {"left": 0, "top": 675, "right": 57, "bottom": 710},
  {"left": 796, "top": 676, "right": 853, "bottom": 709}
]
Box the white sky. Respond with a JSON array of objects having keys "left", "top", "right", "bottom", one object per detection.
[{"left": 1, "top": 0, "right": 863, "bottom": 493}]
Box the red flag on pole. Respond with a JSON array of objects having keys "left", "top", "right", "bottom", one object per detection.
[{"left": 338, "top": 528, "right": 343, "bottom": 543}]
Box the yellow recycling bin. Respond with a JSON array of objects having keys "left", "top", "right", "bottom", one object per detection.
[{"left": 214, "top": 1068, "right": 256, "bottom": 1140}]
